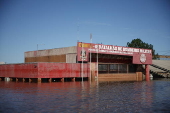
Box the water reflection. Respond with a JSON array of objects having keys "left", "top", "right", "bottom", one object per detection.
[{"left": 0, "top": 79, "right": 170, "bottom": 113}]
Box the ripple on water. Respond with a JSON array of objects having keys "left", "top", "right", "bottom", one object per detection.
[{"left": 0, "top": 79, "right": 170, "bottom": 112}]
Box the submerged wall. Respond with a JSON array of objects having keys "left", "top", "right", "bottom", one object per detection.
[
  {"left": 98, "top": 72, "right": 143, "bottom": 81},
  {"left": 0, "top": 63, "right": 96, "bottom": 79},
  {"left": 0, "top": 63, "right": 143, "bottom": 82},
  {"left": 38, "top": 63, "right": 90, "bottom": 78},
  {"left": 0, "top": 63, "right": 38, "bottom": 78}
]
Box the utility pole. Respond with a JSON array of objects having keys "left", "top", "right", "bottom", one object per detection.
[
  {"left": 90, "top": 33, "right": 92, "bottom": 80},
  {"left": 97, "top": 43, "right": 98, "bottom": 79},
  {"left": 81, "top": 42, "right": 83, "bottom": 81}
]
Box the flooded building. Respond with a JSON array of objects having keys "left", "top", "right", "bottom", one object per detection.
[{"left": 23, "top": 42, "right": 152, "bottom": 81}]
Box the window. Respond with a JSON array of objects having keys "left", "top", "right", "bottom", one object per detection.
[
  {"left": 98, "top": 64, "right": 135, "bottom": 74},
  {"left": 109, "top": 64, "right": 118, "bottom": 73},
  {"left": 98, "top": 64, "right": 108, "bottom": 73},
  {"left": 119, "top": 64, "right": 127, "bottom": 73}
]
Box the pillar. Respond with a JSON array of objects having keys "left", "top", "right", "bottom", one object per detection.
[
  {"left": 91, "top": 63, "right": 96, "bottom": 81},
  {"left": 29, "top": 78, "right": 31, "bottom": 82},
  {"left": 145, "top": 64, "right": 150, "bottom": 81},
  {"left": 10, "top": 78, "right": 13, "bottom": 81},
  {"left": 72, "top": 78, "right": 75, "bottom": 82},
  {"left": 5, "top": 77, "right": 10, "bottom": 81},
  {"left": 61, "top": 78, "right": 64, "bottom": 82},
  {"left": 23, "top": 78, "right": 25, "bottom": 82},
  {"left": 88, "top": 71, "right": 92, "bottom": 81},
  {"left": 48, "top": 78, "right": 52, "bottom": 83},
  {"left": 38, "top": 78, "right": 41, "bottom": 83}
]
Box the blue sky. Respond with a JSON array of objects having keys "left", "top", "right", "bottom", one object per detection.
[{"left": 0, "top": 0, "right": 170, "bottom": 63}]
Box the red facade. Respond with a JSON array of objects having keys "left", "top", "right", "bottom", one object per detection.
[
  {"left": 0, "top": 63, "right": 38, "bottom": 78},
  {"left": 0, "top": 63, "right": 92, "bottom": 78},
  {"left": 77, "top": 42, "right": 152, "bottom": 64},
  {"left": 38, "top": 63, "right": 90, "bottom": 78}
]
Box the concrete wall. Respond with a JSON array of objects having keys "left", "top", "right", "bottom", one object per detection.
[
  {"left": 25, "top": 46, "right": 77, "bottom": 63},
  {"left": 66, "top": 53, "right": 77, "bottom": 63}
]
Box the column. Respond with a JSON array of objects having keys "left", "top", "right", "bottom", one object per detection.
[
  {"left": 38, "top": 78, "right": 41, "bottom": 83},
  {"left": 29, "top": 78, "right": 32, "bottom": 83},
  {"left": 23, "top": 78, "right": 25, "bottom": 82},
  {"left": 61, "top": 78, "right": 64, "bottom": 82},
  {"left": 5, "top": 77, "right": 10, "bottom": 81},
  {"left": 48, "top": 78, "right": 52, "bottom": 83},
  {"left": 145, "top": 64, "right": 150, "bottom": 81},
  {"left": 72, "top": 78, "right": 75, "bottom": 82}
]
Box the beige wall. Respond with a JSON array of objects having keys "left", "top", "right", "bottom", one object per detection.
[
  {"left": 25, "top": 54, "right": 66, "bottom": 63},
  {"left": 25, "top": 46, "right": 77, "bottom": 63},
  {"left": 98, "top": 72, "right": 143, "bottom": 81}
]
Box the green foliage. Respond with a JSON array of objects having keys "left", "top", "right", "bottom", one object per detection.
[{"left": 127, "top": 38, "right": 159, "bottom": 59}]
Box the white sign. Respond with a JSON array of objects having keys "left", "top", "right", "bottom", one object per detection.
[
  {"left": 140, "top": 54, "right": 146, "bottom": 63},
  {"left": 93, "top": 44, "right": 152, "bottom": 54}
]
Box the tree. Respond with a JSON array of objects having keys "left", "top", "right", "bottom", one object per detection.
[{"left": 127, "top": 38, "right": 159, "bottom": 59}]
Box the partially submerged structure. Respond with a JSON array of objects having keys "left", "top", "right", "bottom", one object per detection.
[
  {"left": 149, "top": 60, "right": 170, "bottom": 78},
  {"left": 0, "top": 42, "right": 152, "bottom": 82}
]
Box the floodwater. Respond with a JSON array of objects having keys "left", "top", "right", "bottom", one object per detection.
[{"left": 0, "top": 79, "right": 170, "bottom": 113}]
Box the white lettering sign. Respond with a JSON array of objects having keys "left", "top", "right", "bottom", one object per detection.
[{"left": 92, "top": 44, "right": 151, "bottom": 54}]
